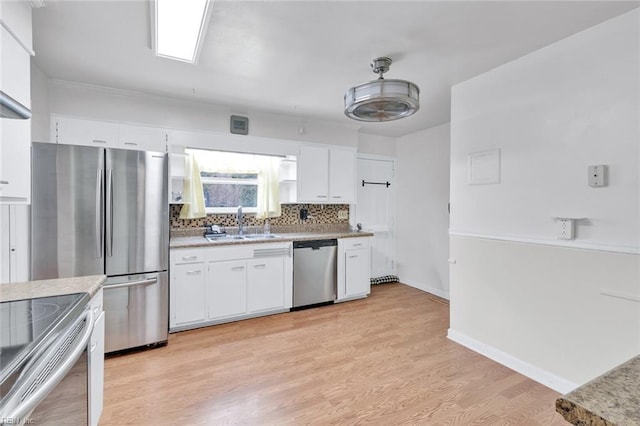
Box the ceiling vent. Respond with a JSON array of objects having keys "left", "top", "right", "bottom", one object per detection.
[{"left": 344, "top": 57, "right": 419, "bottom": 122}]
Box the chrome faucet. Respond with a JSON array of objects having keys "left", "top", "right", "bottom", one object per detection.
[{"left": 237, "top": 205, "right": 244, "bottom": 235}]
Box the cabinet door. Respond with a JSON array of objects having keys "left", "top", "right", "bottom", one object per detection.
[
  {"left": 0, "top": 27, "right": 31, "bottom": 203},
  {"left": 53, "top": 116, "right": 118, "bottom": 148},
  {"left": 172, "top": 263, "right": 206, "bottom": 325},
  {"left": 328, "top": 149, "right": 356, "bottom": 202},
  {"left": 208, "top": 260, "right": 247, "bottom": 319},
  {"left": 1, "top": 26, "right": 30, "bottom": 107},
  {"left": 345, "top": 248, "right": 371, "bottom": 297},
  {"left": 0, "top": 119, "right": 30, "bottom": 202},
  {"left": 297, "top": 146, "right": 329, "bottom": 202},
  {"left": 89, "top": 311, "right": 105, "bottom": 426},
  {"left": 247, "top": 257, "right": 284, "bottom": 312},
  {"left": 118, "top": 124, "right": 167, "bottom": 152}
]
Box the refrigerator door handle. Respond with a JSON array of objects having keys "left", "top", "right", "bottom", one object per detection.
[
  {"left": 106, "top": 168, "right": 113, "bottom": 257},
  {"left": 96, "top": 169, "right": 104, "bottom": 258},
  {"left": 106, "top": 277, "right": 158, "bottom": 290}
]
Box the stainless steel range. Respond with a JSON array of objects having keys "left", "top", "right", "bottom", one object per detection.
[{"left": 0, "top": 293, "right": 93, "bottom": 424}]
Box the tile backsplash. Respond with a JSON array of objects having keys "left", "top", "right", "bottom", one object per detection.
[{"left": 170, "top": 204, "right": 350, "bottom": 229}]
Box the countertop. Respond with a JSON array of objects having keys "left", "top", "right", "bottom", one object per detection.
[
  {"left": 170, "top": 230, "right": 374, "bottom": 249},
  {"left": 555, "top": 355, "right": 640, "bottom": 425},
  {"left": 0, "top": 275, "right": 106, "bottom": 302}
]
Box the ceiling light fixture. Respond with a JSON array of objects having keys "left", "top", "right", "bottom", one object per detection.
[
  {"left": 153, "top": 0, "right": 211, "bottom": 63},
  {"left": 344, "top": 57, "right": 420, "bottom": 122}
]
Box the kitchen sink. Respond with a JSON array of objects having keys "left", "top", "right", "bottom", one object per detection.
[
  {"left": 242, "top": 234, "right": 280, "bottom": 239},
  {"left": 204, "top": 234, "right": 280, "bottom": 243}
]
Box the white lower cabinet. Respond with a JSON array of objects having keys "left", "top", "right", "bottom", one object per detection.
[
  {"left": 89, "top": 311, "right": 104, "bottom": 426},
  {"left": 337, "top": 237, "right": 372, "bottom": 301},
  {"left": 88, "top": 289, "right": 104, "bottom": 426},
  {"left": 208, "top": 260, "right": 247, "bottom": 319},
  {"left": 247, "top": 257, "right": 285, "bottom": 312},
  {"left": 345, "top": 248, "right": 371, "bottom": 296},
  {"left": 172, "top": 262, "right": 206, "bottom": 326},
  {"left": 170, "top": 242, "right": 292, "bottom": 331}
]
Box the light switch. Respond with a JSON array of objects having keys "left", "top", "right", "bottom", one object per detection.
[{"left": 588, "top": 165, "right": 607, "bottom": 187}]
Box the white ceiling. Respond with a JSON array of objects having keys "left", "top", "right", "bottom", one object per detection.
[{"left": 32, "top": 1, "right": 638, "bottom": 138}]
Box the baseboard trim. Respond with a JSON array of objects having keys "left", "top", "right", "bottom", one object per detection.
[
  {"left": 401, "top": 279, "right": 450, "bottom": 300},
  {"left": 447, "top": 328, "right": 578, "bottom": 394}
]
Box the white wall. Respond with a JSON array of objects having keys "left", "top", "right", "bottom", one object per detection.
[
  {"left": 450, "top": 11, "right": 639, "bottom": 253},
  {"left": 357, "top": 133, "right": 396, "bottom": 157},
  {"left": 395, "top": 123, "right": 450, "bottom": 299},
  {"left": 30, "top": 64, "right": 49, "bottom": 142},
  {"left": 44, "top": 80, "right": 360, "bottom": 148},
  {"left": 449, "top": 10, "right": 639, "bottom": 392}
]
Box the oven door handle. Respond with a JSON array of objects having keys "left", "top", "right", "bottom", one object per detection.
[
  {"left": 106, "top": 277, "right": 157, "bottom": 290},
  {"left": 2, "top": 309, "right": 95, "bottom": 422}
]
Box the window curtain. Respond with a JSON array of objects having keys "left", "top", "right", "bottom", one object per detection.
[
  {"left": 256, "top": 156, "right": 281, "bottom": 219},
  {"left": 179, "top": 153, "right": 206, "bottom": 219}
]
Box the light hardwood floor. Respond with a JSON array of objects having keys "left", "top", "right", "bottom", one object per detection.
[{"left": 100, "top": 283, "right": 567, "bottom": 425}]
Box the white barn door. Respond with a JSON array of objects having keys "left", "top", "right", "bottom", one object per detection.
[{"left": 354, "top": 157, "right": 395, "bottom": 280}]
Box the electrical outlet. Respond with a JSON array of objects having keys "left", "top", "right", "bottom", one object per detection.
[
  {"left": 557, "top": 219, "right": 574, "bottom": 240},
  {"left": 338, "top": 210, "right": 349, "bottom": 220},
  {"left": 588, "top": 164, "right": 607, "bottom": 187}
]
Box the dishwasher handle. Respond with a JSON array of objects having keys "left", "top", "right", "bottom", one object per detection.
[{"left": 293, "top": 239, "right": 337, "bottom": 250}]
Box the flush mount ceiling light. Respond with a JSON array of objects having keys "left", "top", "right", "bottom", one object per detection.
[
  {"left": 152, "top": 0, "right": 211, "bottom": 63},
  {"left": 344, "top": 57, "right": 420, "bottom": 122}
]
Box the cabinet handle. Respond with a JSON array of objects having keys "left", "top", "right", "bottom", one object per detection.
[
  {"left": 232, "top": 266, "right": 245, "bottom": 271},
  {"left": 332, "top": 196, "right": 342, "bottom": 199},
  {"left": 352, "top": 243, "right": 362, "bottom": 247},
  {"left": 253, "top": 264, "right": 266, "bottom": 268},
  {"left": 0, "top": 181, "right": 8, "bottom": 185},
  {"left": 182, "top": 255, "right": 198, "bottom": 261},
  {"left": 124, "top": 142, "right": 138, "bottom": 146},
  {"left": 348, "top": 255, "right": 359, "bottom": 258},
  {"left": 186, "top": 270, "right": 201, "bottom": 275},
  {"left": 316, "top": 195, "right": 328, "bottom": 198},
  {"left": 92, "top": 139, "right": 108, "bottom": 144}
]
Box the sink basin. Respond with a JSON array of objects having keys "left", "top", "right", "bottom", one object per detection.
[
  {"left": 204, "top": 234, "right": 280, "bottom": 243},
  {"left": 241, "top": 234, "right": 280, "bottom": 240}
]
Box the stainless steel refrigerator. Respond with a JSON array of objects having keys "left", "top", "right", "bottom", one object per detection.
[{"left": 31, "top": 142, "right": 169, "bottom": 353}]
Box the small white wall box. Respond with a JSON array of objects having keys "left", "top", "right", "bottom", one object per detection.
[
  {"left": 556, "top": 218, "right": 574, "bottom": 240},
  {"left": 588, "top": 164, "right": 607, "bottom": 187}
]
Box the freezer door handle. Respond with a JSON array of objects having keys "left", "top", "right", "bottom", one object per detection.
[
  {"left": 106, "top": 168, "right": 113, "bottom": 257},
  {"left": 96, "top": 169, "right": 104, "bottom": 258},
  {"left": 106, "top": 277, "right": 158, "bottom": 290}
]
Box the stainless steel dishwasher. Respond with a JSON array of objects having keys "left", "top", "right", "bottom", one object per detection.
[{"left": 292, "top": 239, "right": 337, "bottom": 309}]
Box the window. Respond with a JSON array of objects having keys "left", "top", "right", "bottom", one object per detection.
[
  {"left": 186, "top": 149, "right": 283, "bottom": 217},
  {"left": 201, "top": 172, "right": 258, "bottom": 213}
]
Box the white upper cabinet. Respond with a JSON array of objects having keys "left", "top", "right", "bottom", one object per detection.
[
  {"left": 297, "top": 146, "right": 329, "bottom": 202},
  {"left": 0, "top": 25, "right": 30, "bottom": 108},
  {"left": 118, "top": 124, "right": 167, "bottom": 152},
  {"left": 297, "top": 146, "right": 356, "bottom": 203},
  {"left": 328, "top": 149, "right": 356, "bottom": 202},
  {"left": 0, "top": 9, "right": 32, "bottom": 204},
  {"left": 53, "top": 116, "right": 118, "bottom": 147},
  {"left": 51, "top": 116, "right": 167, "bottom": 152}
]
